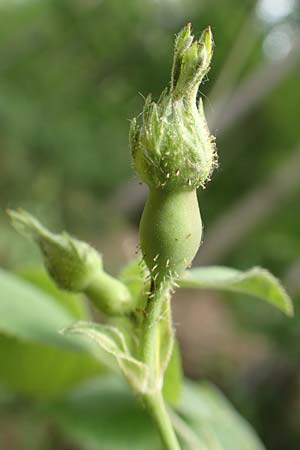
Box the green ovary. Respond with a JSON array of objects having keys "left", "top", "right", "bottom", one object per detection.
[{"left": 140, "top": 189, "right": 202, "bottom": 285}]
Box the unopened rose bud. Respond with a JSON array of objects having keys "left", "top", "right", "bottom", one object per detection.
[
  {"left": 130, "top": 25, "right": 217, "bottom": 284},
  {"left": 130, "top": 24, "right": 216, "bottom": 192}
]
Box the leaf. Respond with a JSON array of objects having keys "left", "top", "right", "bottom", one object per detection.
[
  {"left": 44, "top": 376, "right": 161, "bottom": 450},
  {"left": 157, "top": 298, "right": 174, "bottom": 379},
  {"left": 179, "top": 266, "right": 293, "bottom": 316},
  {"left": 174, "top": 380, "right": 266, "bottom": 450},
  {"left": 163, "top": 340, "right": 183, "bottom": 406},
  {"left": 45, "top": 376, "right": 265, "bottom": 450},
  {"left": 0, "top": 335, "right": 102, "bottom": 398},
  {"left": 119, "top": 258, "right": 149, "bottom": 309},
  {"left": 0, "top": 268, "right": 85, "bottom": 349},
  {"left": 0, "top": 268, "right": 103, "bottom": 397},
  {"left": 63, "top": 321, "right": 148, "bottom": 392},
  {"left": 17, "top": 265, "right": 90, "bottom": 320}
]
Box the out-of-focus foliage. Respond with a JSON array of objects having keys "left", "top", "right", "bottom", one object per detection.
[
  {"left": 1, "top": 0, "right": 300, "bottom": 449},
  {"left": 0, "top": 268, "right": 103, "bottom": 397},
  {"left": 0, "top": 264, "right": 274, "bottom": 449},
  {"left": 44, "top": 376, "right": 266, "bottom": 450}
]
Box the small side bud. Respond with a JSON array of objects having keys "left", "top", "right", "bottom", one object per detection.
[
  {"left": 8, "top": 209, "right": 135, "bottom": 316},
  {"left": 7, "top": 209, "right": 101, "bottom": 292}
]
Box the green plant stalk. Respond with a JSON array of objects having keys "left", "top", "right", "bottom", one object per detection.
[
  {"left": 144, "top": 390, "right": 181, "bottom": 450},
  {"left": 141, "top": 282, "right": 181, "bottom": 450},
  {"left": 139, "top": 190, "right": 201, "bottom": 450},
  {"left": 141, "top": 281, "right": 166, "bottom": 378},
  {"left": 85, "top": 271, "right": 134, "bottom": 316}
]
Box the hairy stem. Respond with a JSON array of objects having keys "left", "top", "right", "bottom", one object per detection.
[
  {"left": 141, "top": 281, "right": 181, "bottom": 450},
  {"left": 141, "top": 281, "right": 168, "bottom": 385},
  {"left": 141, "top": 281, "right": 164, "bottom": 385}
]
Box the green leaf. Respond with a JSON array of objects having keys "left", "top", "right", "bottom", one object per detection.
[
  {"left": 157, "top": 299, "right": 174, "bottom": 381},
  {"left": 44, "top": 376, "right": 161, "bottom": 450},
  {"left": 63, "top": 321, "right": 148, "bottom": 392},
  {"left": 163, "top": 340, "right": 183, "bottom": 406},
  {"left": 0, "top": 268, "right": 104, "bottom": 397},
  {"left": 119, "top": 258, "right": 149, "bottom": 309},
  {"left": 17, "top": 266, "right": 90, "bottom": 320},
  {"left": 45, "top": 376, "right": 265, "bottom": 450},
  {"left": 0, "top": 268, "right": 85, "bottom": 349},
  {"left": 0, "top": 335, "right": 102, "bottom": 398},
  {"left": 174, "top": 380, "right": 266, "bottom": 450},
  {"left": 179, "top": 266, "right": 293, "bottom": 316}
]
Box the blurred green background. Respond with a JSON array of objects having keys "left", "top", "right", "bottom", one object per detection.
[{"left": 0, "top": 0, "right": 300, "bottom": 449}]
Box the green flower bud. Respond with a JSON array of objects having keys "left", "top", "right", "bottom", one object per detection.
[
  {"left": 130, "top": 24, "right": 216, "bottom": 191},
  {"left": 8, "top": 209, "right": 134, "bottom": 316},
  {"left": 130, "top": 25, "right": 217, "bottom": 284},
  {"left": 8, "top": 209, "right": 101, "bottom": 292}
]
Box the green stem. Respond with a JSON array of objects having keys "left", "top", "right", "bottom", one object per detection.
[
  {"left": 84, "top": 271, "right": 133, "bottom": 316},
  {"left": 141, "top": 282, "right": 181, "bottom": 450},
  {"left": 144, "top": 391, "right": 181, "bottom": 450},
  {"left": 141, "top": 281, "right": 167, "bottom": 381}
]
